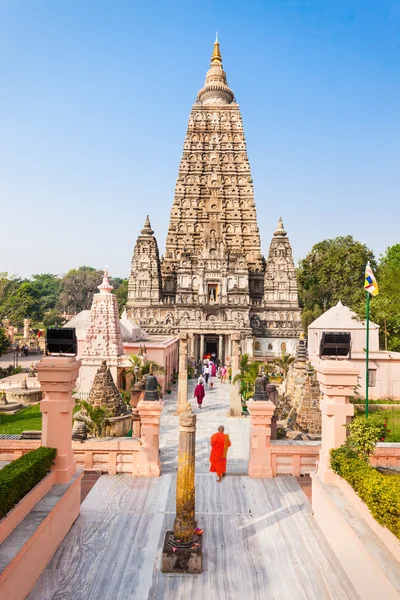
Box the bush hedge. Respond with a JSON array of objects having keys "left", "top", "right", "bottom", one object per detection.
[
  {"left": 330, "top": 446, "right": 400, "bottom": 540},
  {"left": 0, "top": 446, "right": 56, "bottom": 519}
]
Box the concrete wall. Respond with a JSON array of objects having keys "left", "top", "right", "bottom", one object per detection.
[
  {"left": 0, "top": 472, "right": 82, "bottom": 600},
  {"left": 312, "top": 472, "right": 400, "bottom": 599}
]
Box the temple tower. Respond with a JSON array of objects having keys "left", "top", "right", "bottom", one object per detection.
[
  {"left": 128, "top": 216, "right": 162, "bottom": 306},
  {"left": 264, "top": 217, "right": 299, "bottom": 307},
  {"left": 161, "top": 35, "right": 263, "bottom": 307},
  {"left": 79, "top": 268, "right": 125, "bottom": 394},
  {"left": 127, "top": 38, "right": 302, "bottom": 360}
]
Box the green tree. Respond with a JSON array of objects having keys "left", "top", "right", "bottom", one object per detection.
[
  {"left": 367, "top": 245, "right": 400, "bottom": 351},
  {"left": 297, "top": 236, "right": 376, "bottom": 314},
  {"left": 0, "top": 328, "right": 10, "bottom": 356},
  {"left": 273, "top": 352, "right": 295, "bottom": 379},
  {"left": 112, "top": 278, "right": 128, "bottom": 315},
  {"left": 30, "top": 274, "right": 61, "bottom": 314},
  {"left": 233, "top": 354, "right": 265, "bottom": 401},
  {"left": 42, "top": 309, "right": 66, "bottom": 328},
  {"left": 58, "top": 266, "right": 103, "bottom": 314},
  {"left": 76, "top": 401, "right": 112, "bottom": 438},
  {"left": 1, "top": 281, "right": 38, "bottom": 326},
  {"left": 127, "top": 354, "right": 164, "bottom": 385}
]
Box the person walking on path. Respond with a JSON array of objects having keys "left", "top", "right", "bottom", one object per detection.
[
  {"left": 203, "top": 363, "right": 210, "bottom": 385},
  {"left": 194, "top": 380, "right": 205, "bottom": 409},
  {"left": 210, "top": 425, "right": 231, "bottom": 482},
  {"left": 219, "top": 365, "right": 227, "bottom": 384},
  {"left": 211, "top": 362, "right": 217, "bottom": 378}
]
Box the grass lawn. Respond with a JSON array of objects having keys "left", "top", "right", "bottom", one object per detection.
[
  {"left": 0, "top": 404, "right": 42, "bottom": 434},
  {"left": 355, "top": 408, "right": 400, "bottom": 443}
]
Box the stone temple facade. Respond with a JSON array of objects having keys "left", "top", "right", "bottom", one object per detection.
[{"left": 127, "top": 38, "right": 302, "bottom": 361}]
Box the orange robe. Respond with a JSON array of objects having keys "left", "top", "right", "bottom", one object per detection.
[{"left": 210, "top": 432, "right": 231, "bottom": 476}]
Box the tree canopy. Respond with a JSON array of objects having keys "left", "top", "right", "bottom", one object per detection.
[
  {"left": 367, "top": 244, "right": 400, "bottom": 352},
  {"left": 297, "top": 235, "right": 376, "bottom": 328},
  {"left": 0, "top": 268, "right": 127, "bottom": 329}
]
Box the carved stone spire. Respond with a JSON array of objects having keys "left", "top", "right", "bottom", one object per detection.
[
  {"left": 211, "top": 33, "right": 222, "bottom": 64},
  {"left": 197, "top": 36, "right": 234, "bottom": 105},
  {"left": 128, "top": 214, "right": 162, "bottom": 306},
  {"left": 98, "top": 266, "right": 113, "bottom": 294},
  {"left": 160, "top": 36, "right": 263, "bottom": 308},
  {"left": 273, "top": 216, "right": 287, "bottom": 237},
  {"left": 141, "top": 215, "right": 154, "bottom": 236},
  {"left": 264, "top": 217, "right": 299, "bottom": 308}
]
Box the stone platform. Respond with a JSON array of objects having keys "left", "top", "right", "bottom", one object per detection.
[{"left": 29, "top": 379, "right": 358, "bottom": 599}]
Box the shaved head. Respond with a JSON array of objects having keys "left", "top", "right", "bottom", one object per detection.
[{"left": 218, "top": 425, "right": 225, "bottom": 432}]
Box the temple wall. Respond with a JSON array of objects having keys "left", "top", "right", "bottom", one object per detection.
[
  {"left": 255, "top": 337, "right": 298, "bottom": 358},
  {"left": 310, "top": 355, "right": 400, "bottom": 399}
]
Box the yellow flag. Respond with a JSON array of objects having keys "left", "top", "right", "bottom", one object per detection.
[{"left": 364, "top": 262, "right": 379, "bottom": 296}]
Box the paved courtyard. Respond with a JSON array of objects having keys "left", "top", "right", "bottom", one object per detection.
[{"left": 29, "top": 380, "right": 359, "bottom": 600}]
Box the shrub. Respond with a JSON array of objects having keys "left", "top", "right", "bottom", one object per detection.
[
  {"left": 0, "top": 447, "right": 56, "bottom": 519},
  {"left": 330, "top": 447, "right": 400, "bottom": 539},
  {"left": 345, "top": 416, "right": 388, "bottom": 459}
]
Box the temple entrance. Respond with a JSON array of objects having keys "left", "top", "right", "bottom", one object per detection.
[{"left": 204, "top": 335, "right": 218, "bottom": 360}]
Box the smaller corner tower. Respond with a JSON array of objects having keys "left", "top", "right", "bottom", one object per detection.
[
  {"left": 128, "top": 216, "right": 162, "bottom": 307},
  {"left": 264, "top": 217, "right": 299, "bottom": 307}
]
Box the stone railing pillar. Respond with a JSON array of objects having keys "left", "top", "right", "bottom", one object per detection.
[
  {"left": 36, "top": 356, "right": 80, "bottom": 484},
  {"left": 135, "top": 400, "right": 163, "bottom": 476},
  {"left": 315, "top": 360, "right": 359, "bottom": 483},
  {"left": 247, "top": 400, "right": 276, "bottom": 477},
  {"left": 229, "top": 333, "right": 242, "bottom": 416},
  {"left": 199, "top": 334, "right": 204, "bottom": 360},
  {"left": 177, "top": 333, "right": 188, "bottom": 414}
]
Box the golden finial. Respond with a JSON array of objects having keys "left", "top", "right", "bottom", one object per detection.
[
  {"left": 299, "top": 331, "right": 305, "bottom": 341},
  {"left": 211, "top": 33, "right": 222, "bottom": 64}
]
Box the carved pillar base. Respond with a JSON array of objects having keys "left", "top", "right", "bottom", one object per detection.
[
  {"left": 135, "top": 400, "right": 163, "bottom": 476},
  {"left": 247, "top": 400, "right": 276, "bottom": 478}
]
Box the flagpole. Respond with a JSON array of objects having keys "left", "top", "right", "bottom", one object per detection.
[{"left": 365, "top": 290, "right": 370, "bottom": 419}]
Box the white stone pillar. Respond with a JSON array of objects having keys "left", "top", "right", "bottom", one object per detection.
[
  {"left": 226, "top": 334, "right": 231, "bottom": 360},
  {"left": 218, "top": 334, "right": 223, "bottom": 362},
  {"left": 200, "top": 334, "right": 204, "bottom": 360},
  {"left": 230, "top": 333, "right": 242, "bottom": 416}
]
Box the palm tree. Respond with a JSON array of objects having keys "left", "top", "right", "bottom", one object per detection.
[
  {"left": 126, "top": 354, "right": 164, "bottom": 386},
  {"left": 233, "top": 356, "right": 265, "bottom": 403},
  {"left": 273, "top": 352, "right": 295, "bottom": 393},
  {"left": 76, "top": 400, "right": 112, "bottom": 438}
]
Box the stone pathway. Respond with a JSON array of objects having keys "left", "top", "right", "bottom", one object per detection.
[
  {"left": 160, "top": 378, "right": 250, "bottom": 474},
  {"left": 29, "top": 379, "right": 359, "bottom": 600}
]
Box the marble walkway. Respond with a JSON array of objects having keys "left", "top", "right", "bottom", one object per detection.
[{"left": 29, "top": 379, "right": 359, "bottom": 600}]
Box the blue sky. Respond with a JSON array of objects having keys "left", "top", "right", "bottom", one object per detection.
[{"left": 1, "top": 0, "right": 399, "bottom": 279}]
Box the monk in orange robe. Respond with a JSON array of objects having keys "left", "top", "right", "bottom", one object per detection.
[{"left": 210, "top": 425, "right": 231, "bottom": 482}]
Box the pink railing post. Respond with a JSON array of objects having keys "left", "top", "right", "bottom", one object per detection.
[
  {"left": 315, "top": 361, "right": 359, "bottom": 483},
  {"left": 247, "top": 400, "right": 276, "bottom": 478},
  {"left": 36, "top": 356, "right": 81, "bottom": 484},
  {"left": 135, "top": 400, "right": 163, "bottom": 476}
]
